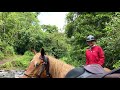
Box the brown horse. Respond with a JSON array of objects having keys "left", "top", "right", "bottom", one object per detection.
[
  {"left": 21, "top": 51, "right": 112, "bottom": 78},
  {"left": 21, "top": 52, "right": 75, "bottom": 78},
  {"left": 21, "top": 53, "right": 48, "bottom": 78}
]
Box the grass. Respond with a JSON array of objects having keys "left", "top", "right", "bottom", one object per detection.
[{"left": 0, "top": 51, "right": 34, "bottom": 70}]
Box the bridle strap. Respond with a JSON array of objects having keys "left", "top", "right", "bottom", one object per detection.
[
  {"left": 24, "top": 73, "right": 32, "bottom": 78},
  {"left": 38, "top": 64, "right": 46, "bottom": 77}
]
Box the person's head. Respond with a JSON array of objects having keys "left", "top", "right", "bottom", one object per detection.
[
  {"left": 40, "top": 48, "right": 45, "bottom": 56},
  {"left": 86, "top": 35, "right": 96, "bottom": 47}
]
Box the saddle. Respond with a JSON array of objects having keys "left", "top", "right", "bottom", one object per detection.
[{"left": 65, "top": 64, "right": 120, "bottom": 78}]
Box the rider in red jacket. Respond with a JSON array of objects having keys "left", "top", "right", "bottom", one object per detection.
[{"left": 85, "top": 35, "right": 105, "bottom": 67}]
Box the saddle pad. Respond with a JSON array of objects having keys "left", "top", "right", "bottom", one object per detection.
[
  {"left": 77, "top": 70, "right": 93, "bottom": 78},
  {"left": 84, "top": 64, "right": 107, "bottom": 74},
  {"left": 65, "top": 67, "right": 85, "bottom": 78}
]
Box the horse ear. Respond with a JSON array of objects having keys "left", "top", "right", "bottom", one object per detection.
[
  {"left": 41, "top": 48, "right": 45, "bottom": 56},
  {"left": 31, "top": 48, "right": 37, "bottom": 55}
]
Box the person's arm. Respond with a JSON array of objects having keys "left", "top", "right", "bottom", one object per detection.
[
  {"left": 98, "top": 46, "right": 105, "bottom": 66},
  {"left": 85, "top": 50, "right": 89, "bottom": 65}
]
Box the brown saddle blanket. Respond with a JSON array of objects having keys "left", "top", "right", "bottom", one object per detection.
[{"left": 65, "top": 64, "right": 120, "bottom": 78}]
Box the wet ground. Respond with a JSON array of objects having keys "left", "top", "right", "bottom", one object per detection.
[{"left": 0, "top": 70, "right": 25, "bottom": 78}]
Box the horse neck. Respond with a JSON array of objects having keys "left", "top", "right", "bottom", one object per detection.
[{"left": 48, "top": 56, "right": 74, "bottom": 78}]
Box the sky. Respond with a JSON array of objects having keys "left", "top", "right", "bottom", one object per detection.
[{"left": 37, "top": 12, "right": 69, "bottom": 32}]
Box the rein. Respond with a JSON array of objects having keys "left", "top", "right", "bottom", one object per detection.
[
  {"left": 24, "top": 73, "right": 33, "bottom": 78},
  {"left": 23, "top": 63, "right": 46, "bottom": 78}
]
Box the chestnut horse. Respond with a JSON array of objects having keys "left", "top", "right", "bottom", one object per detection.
[
  {"left": 21, "top": 52, "right": 75, "bottom": 78},
  {"left": 21, "top": 53, "right": 48, "bottom": 78},
  {"left": 21, "top": 52, "right": 111, "bottom": 78}
]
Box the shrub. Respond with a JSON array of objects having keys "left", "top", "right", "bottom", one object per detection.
[
  {"left": 24, "top": 51, "right": 34, "bottom": 56},
  {"left": 0, "top": 51, "right": 4, "bottom": 60},
  {"left": 4, "top": 46, "right": 15, "bottom": 56}
]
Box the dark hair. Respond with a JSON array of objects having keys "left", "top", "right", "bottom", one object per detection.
[{"left": 41, "top": 48, "right": 45, "bottom": 56}]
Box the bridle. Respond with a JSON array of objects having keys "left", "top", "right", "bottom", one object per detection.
[
  {"left": 24, "top": 73, "right": 33, "bottom": 78},
  {"left": 37, "top": 63, "right": 46, "bottom": 78},
  {"left": 24, "top": 63, "right": 47, "bottom": 78}
]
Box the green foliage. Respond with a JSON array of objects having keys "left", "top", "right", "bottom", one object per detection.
[
  {"left": 43, "top": 32, "right": 70, "bottom": 59},
  {"left": 1, "top": 12, "right": 120, "bottom": 70},
  {"left": 15, "top": 55, "right": 33, "bottom": 68},
  {"left": 41, "top": 24, "right": 58, "bottom": 33},
  {"left": 0, "top": 39, "right": 15, "bottom": 58},
  {"left": 0, "top": 39, "right": 7, "bottom": 51},
  {"left": 0, "top": 12, "right": 42, "bottom": 54},
  {"left": 113, "top": 60, "right": 120, "bottom": 69},
  {"left": 64, "top": 12, "right": 120, "bottom": 69},
  {"left": 14, "top": 51, "right": 34, "bottom": 68},
  {"left": 0, "top": 62, "right": 13, "bottom": 69},
  {"left": 24, "top": 50, "right": 34, "bottom": 56},
  {"left": 61, "top": 56, "right": 85, "bottom": 67},
  {"left": 4, "top": 46, "right": 15, "bottom": 56},
  {"left": 0, "top": 51, "right": 4, "bottom": 60},
  {"left": 96, "top": 12, "right": 120, "bottom": 69},
  {"left": 0, "top": 51, "right": 34, "bottom": 70}
]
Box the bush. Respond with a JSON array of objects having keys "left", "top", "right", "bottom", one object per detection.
[
  {"left": 113, "top": 60, "right": 120, "bottom": 69},
  {"left": 61, "top": 56, "right": 85, "bottom": 67},
  {"left": 11, "top": 60, "right": 24, "bottom": 67},
  {"left": 24, "top": 51, "right": 34, "bottom": 56},
  {"left": 15, "top": 55, "right": 33, "bottom": 68},
  {"left": 0, "top": 51, "right": 5, "bottom": 60},
  {"left": 4, "top": 46, "right": 15, "bottom": 56},
  {"left": 0, "top": 62, "right": 13, "bottom": 69},
  {"left": 0, "top": 53, "right": 34, "bottom": 70}
]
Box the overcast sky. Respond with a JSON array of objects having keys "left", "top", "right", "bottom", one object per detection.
[{"left": 37, "top": 12, "right": 69, "bottom": 32}]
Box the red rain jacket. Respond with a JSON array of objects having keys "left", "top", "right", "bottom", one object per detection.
[{"left": 85, "top": 45, "right": 105, "bottom": 66}]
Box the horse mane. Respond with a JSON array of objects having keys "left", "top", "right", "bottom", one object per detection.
[{"left": 48, "top": 56, "right": 74, "bottom": 78}]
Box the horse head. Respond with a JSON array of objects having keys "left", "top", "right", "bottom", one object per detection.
[{"left": 21, "top": 53, "right": 49, "bottom": 78}]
